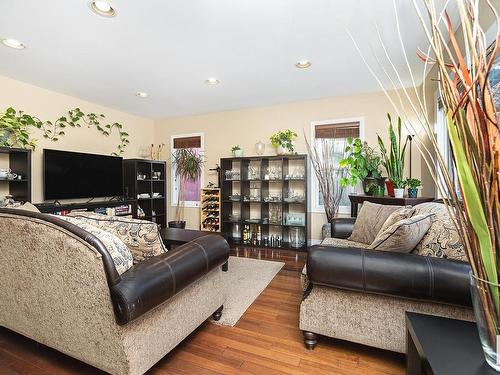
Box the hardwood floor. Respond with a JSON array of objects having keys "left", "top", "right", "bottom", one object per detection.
[{"left": 0, "top": 246, "right": 404, "bottom": 375}]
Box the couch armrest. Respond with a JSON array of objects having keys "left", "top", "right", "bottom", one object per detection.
[
  {"left": 307, "top": 245, "right": 472, "bottom": 307},
  {"left": 330, "top": 217, "right": 356, "bottom": 239},
  {"left": 110, "top": 234, "right": 229, "bottom": 325}
]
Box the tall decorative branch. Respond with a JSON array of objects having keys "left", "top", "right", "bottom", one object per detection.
[{"left": 304, "top": 132, "right": 347, "bottom": 221}]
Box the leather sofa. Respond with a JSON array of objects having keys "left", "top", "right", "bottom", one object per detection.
[
  {"left": 0, "top": 208, "right": 229, "bottom": 374},
  {"left": 299, "top": 203, "right": 474, "bottom": 353}
]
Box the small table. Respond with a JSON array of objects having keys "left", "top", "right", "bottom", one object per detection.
[
  {"left": 161, "top": 228, "right": 228, "bottom": 271},
  {"left": 406, "top": 312, "right": 496, "bottom": 375},
  {"left": 348, "top": 194, "right": 435, "bottom": 217}
]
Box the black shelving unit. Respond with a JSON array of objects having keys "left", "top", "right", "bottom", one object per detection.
[
  {"left": 0, "top": 147, "right": 31, "bottom": 203},
  {"left": 123, "top": 159, "right": 167, "bottom": 227},
  {"left": 220, "top": 155, "right": 308, "bottom": 251}
]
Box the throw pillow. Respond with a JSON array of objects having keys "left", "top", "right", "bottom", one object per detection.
[
  {"left": 66, "top": 212, "right": 166, "bottom": 263},
  {"left": 369, "top": 214, "right": 434, "bottom": 253},
  {"left": 377, "top": 206, "right": 416, "bottom": 234},
  {"left": 348, "top": 202, "right": 405, "bottom": 244},
  {"left": 5, "top": 202, "right": 40, "bottom": 213},
  {"left": 54, "top": 215, "right": 133, "bottom": 274}
]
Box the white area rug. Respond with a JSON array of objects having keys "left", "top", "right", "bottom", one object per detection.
[{"left": 211, "top": 256, "right": 284, "bottom": 327}]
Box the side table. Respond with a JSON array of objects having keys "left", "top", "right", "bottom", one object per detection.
[
  {"left": 406, "top": 312, "right": 495, "bottom": 375},
  {"left": 349, "top": 194, "right": 435, "bottom": 217}
]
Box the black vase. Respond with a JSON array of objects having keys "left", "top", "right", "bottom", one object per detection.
[{"left": 168, "top": 221, "right": 186, "bottom": 229}]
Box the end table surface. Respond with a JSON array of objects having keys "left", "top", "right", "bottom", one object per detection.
[
  {"left": 406, "top": 312, "right": 496, "bottom": 375},
  {"left": 348, "top": 194, "right": 434, "bottom": 217}
]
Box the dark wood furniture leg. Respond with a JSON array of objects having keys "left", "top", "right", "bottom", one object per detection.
[
  {"left": 406, "top": 326, "right": 422, "bottom": 375},
  {"left": 222, "top": 261, "right": 228, "bottom": 272},
  {"left": 212, "top": 305, "right": 223, "bottom": 321},
  {"left": 303, "top": 331, "right": 318, "bottom": 350},
  {"left": 350, "top": 201, "right": 358, "bottom": 217}
]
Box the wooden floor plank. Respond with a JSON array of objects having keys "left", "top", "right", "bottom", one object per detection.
[{"left": 0, "top": 247, "right": 404, "bottom": 374}]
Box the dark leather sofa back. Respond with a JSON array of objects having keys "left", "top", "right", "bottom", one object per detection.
[
  {"left": 308, "top": 245, "right": 472, "bottom": 307},
  {"left": 111, "top": 235, "right": 229, "bottom": 325}
]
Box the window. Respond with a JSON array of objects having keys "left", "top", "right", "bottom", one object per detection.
[
  {"left": 310, "top": 118, "right": 364, "bottom": 215},
  {"left": 435, "top": 93, "right": 460, "bottom": 199},
  {"left": 171, "top": 133, "right": 204, "bottom": 208}
]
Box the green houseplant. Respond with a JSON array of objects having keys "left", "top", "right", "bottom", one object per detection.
[
  {"left": 0, "top": 108, "right": 42, "bottom": 149},
  {"left": 392, "top": 177, "right": 406, "bottom": 199},
  {"left": 339, "top": 137, "right": 384, "bottom": 195},
  {"left": 406, "top": 178, "right": 421, "bottom": 198},
  {"left": 231, "top": 145, "right": 243, "bottom": 157},
  {"left": 377, "top": 114, "right": 408, "bottom": 197},
  {"left": 270, "top": 129, "right": 297, "bottom": 155},
  {"left": 169, "top": 148, "right": 204, "bottom": 229}
]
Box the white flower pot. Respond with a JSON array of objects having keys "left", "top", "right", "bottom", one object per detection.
[
  {"left": 233, "top": 149, "right": 243, "bottom": 157},
  {"left": 394, "top": 188, "right": 405, "bottom": 198},
  {"left": 277, "top": 145, "right": 290, "bottom": 155}
]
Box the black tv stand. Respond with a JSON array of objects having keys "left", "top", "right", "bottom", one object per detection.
[{"left": 35, "top": 199, "right": 135, "bottom": 215}]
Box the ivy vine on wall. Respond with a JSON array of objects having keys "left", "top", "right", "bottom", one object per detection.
[{"left": 0, "top": 107, "right": 130, "bottom": 156}]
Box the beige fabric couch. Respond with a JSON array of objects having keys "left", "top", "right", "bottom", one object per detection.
[
  {"left": 299, "top": 202, "right": 474, "bottom": 353},
  {"left": 0, "top": 210, "right": 227, "bottom": 374}
]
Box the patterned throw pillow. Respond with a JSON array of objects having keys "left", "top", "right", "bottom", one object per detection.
[
  {"left": 66, "top": 212, "right": 167, "bottom": 264},
  {"left": 5, "top": 202, "right": 41, "bottom": 213},
  {"left": 53, "top": 215, "right": 133, "bottom": 275},
  {"left": 348, "top": 202, "right": 405, "bottom": 244},
  {"left": 369, "top": 214, "right": 434, "bottom": 253},
  {"left": 376, "top": 206, "right": 416, "bottom": 234}
]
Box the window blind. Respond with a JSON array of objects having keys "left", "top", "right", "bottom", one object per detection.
[
  {"left": 314, "top": 122, "right": 360, "bottom": 139},
  {"left": 173, "top": 136, "right": 201, "bottom": 149}
]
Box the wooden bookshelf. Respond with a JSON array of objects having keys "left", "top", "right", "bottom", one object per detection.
[{"left": 0, "top": 147, "right": 31, "bottom": 203}]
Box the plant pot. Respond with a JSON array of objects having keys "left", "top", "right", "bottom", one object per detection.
[
  {"left": 276, "top": 145, "right": 289, "bottom": 155},
  {"left": 168, "top": 220, "right": 186, "bottom": 229},
  {"left": 233, "top": 149, "right": 243, "bottom": 158},
  {"left": 362, "top": 177, "right": 378, "bottom": 196},
  {"left": 372, "top": 185, "right": 385, "bottom": 197},
  {"left": 470, "top": 272, "right": 500, "bottom": 371},
  {"left": 385, "top": 180, "right": 395, "bottom": 197},
  {"left": 407, "top": 187, "right": 418, "bottom": 198},
  {"left": 394, "top": 188, "right": 404, "bottom": 198}
]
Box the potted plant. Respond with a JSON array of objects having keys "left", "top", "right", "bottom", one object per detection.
[
  {"left": 392, "top": 177, "right": 406, "bottom": 198},
  {"left": 0, "top": 107, "right": 41, "bottom": 149},
  {"left": 406, "top": 178, "right": 421, "bottom": 198},
  {"left": 231, "top": 145, "right": 243, "bottom": 157},
  {"left": 377, "top": 114, "right": 408, "bottom": 197},
  {"left": 270, "top": 130, "right": 297, "bottom": 155},
  {"left": 340, "top": 138, "right": 385, "bottom": 195},
  {"left": 169, "top": 148, "right": 204, "bottom": 229}
]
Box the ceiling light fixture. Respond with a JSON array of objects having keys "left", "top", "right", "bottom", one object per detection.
[
  {"left": 205, "top": 78, "right": 220, "bottom": 85},
  {"left": 1, "top": 38, "right": 26, "bottom": 50},
  {"left": 136, "top": 92, "right": 149, "bottom": 98},
  {"left": 89, "top": 1, "right": 116, "bottom": 17},
  {"left": 295, "top": 60, "right": 312, "bottom": 69}
]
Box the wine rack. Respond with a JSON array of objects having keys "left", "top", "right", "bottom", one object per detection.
[{"left": 200, "top": 187, "right": 221, "bottom": 232}]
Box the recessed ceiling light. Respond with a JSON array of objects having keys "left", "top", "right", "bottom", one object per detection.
[
  {"left": 1, "top": 38, "right": 26, "bottom": 50},
  {"left": 89, "top": 1, "right": 116, "bottom": 17},
  {"left": 205, "top": 78, "right": 220, "bottom": 85},
  {"left": 295, "top": 60, "right": 312, "bottom": 69},
  {"left": 136, "top": 92, "right": 148, "bottom": 98}
]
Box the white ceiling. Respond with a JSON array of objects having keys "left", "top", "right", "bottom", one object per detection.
[{"left": 0, "top": 0, "right": 454, "bottom": 119}]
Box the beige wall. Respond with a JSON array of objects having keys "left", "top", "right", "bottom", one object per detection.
[
  {"left": 0, "top": 75, "right": 155, "bottom": 203},
  {"left": 154, "top": 89, "right": 426, "bottom": 241}
]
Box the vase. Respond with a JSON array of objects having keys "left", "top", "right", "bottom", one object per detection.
[
  {"left": 277, "top": 145, "right": 288, "bottom": 155},
  {"left": 385, "top": 180, "right": 395, "bottom": 197},
  {"left": 408, "top": 187, "right": 418, "bottom": 198},
  {"left": 255, "top": 141, "right": 265, "bottom": 155},
  {"left": 394, "top": 188, "right": 404, "bottom": 198},
  {"left": 470, "top": 272, "right": 500, "bottom": 371},
  {"left": 362, "top": 177, "right": 378, "bottom": 196},
  {"left": 233, "top": 149, "right": 243, "bottom": 158}
]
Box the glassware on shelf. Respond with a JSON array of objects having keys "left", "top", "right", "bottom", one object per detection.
[
  {"left": 269, "top": 204, "right": 282, "bottom": 225},
  {"left": 264, "top": 166, "right": 282, "bottom": 180},
  {"left": 289, "top": 227, "right": 305, "bottom": 248},
  {"left": 232, "top": 223, "right": 241, "bottom": 243},
  {"left": 284, "top": 189, "right": 305, "bottom": 203},
  {"left": 285, "top": 166, "right": 305, "bottom": 180},
  {"left": 263, "top": 192, "right": 281, "bottom": 202},
  {"left": 285, "top": 212, "right": 305, "bottom": 226},
  {"left": 255, "top": 141, "right": 265, "bottom": 155},
  {"left": 224, "top": 168, "right": 241, "bottom": 180},
  {"left": 248, "top": 166, "right": 260, "bottom": 180}
]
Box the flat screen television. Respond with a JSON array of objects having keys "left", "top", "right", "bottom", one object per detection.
[{"left": 44, "top": 149, "right": 123, "bottom": 200}]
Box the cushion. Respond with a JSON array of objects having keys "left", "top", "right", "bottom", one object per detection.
[
  {"left": 321, "top": 237, "right": 370, "bottom": 249},
  {"left": 369, "top": 214, "right": 434, "bottom": 253},
  {"left": 348, "top": 202, "right": 404, "bottom": 244},
  {"left": 5, "top": 201, "right": 40, "bottom": 213},
  {"left": 66, "top": 212, "right": 166, "bottom": 264},
  {"left": 412, "top": 202, "right": 466, "bottom": 261},
  {"left": 377, "top": 206, "right": 416, "bottom": 234},
  {"left": 53, "top": 215, "right": 133, "bottom": 274}
]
